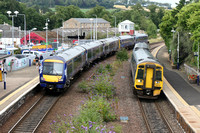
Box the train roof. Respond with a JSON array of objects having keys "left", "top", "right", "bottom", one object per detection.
[
  {"left": 118, "top": 35, "right": 133, "bottom": 39},
  {"left": 133, "top": 42, "right": 161, "bottom": 65},
  {"left": 103, "top": 37, "right": 119, "bottom": 45},
  {"left": 135, "top": 33, "right": 148, "bottom": 38},
  {"left": 57, "top": 46, "right": 85, "bottom": 62},
  {"left": 44, "top": 56, "right": 65, "bottom": 62},
  {"left": 80, "top": 40, "right": 103, "bottom": 49}
]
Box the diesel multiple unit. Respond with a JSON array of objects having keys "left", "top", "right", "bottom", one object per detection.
[{"left": 130, "top": 42, "right": 163, "bottom": 99}]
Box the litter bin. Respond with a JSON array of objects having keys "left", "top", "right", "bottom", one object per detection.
[{"left": 0, "top": 63, "right": 2, "bottom": 82}]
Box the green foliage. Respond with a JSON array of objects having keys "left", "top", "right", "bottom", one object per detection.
[
  {"left": 90, "top": 75, "right": 116, "bottom": 99},
  {"left": 82, "top": 96, "right": 116, "bottom": 122},
  {"left": 159, "top": 1, "right": 200, "bottom": 67},
  {"left": 50, "top": 97, "right": 118, "bottom": 132},
  {"left": 96, "top": 64, "right": 114, "bottom": 75},
  {"left": 116, "top": 48, "right": 128, "bottom": 61},
  {"left": 78, "top": 65, "right": 116, "bottom": 98},
  {"left": 78, "top": 80, "right": 90, "bottom": 93}
]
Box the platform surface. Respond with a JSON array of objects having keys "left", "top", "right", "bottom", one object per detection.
[{"left": 0, "top": 65, "right": 39, "bottom": 114}]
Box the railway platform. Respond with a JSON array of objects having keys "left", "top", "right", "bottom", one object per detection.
[
  {"left": 0, "top": 65, "right": 39, "bottom": 125},
  {"left": 154, "top": 44, "right": 200, "bottom": 132}
]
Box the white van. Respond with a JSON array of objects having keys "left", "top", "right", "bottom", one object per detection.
[
  {"left": 22, "top": 50, "right": 43, "bottom": 56},
  {"left": 22, "top": 50, "right": 44, "bottom": 65}
]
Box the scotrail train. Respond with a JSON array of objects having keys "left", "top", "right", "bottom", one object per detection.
[
  {"left": 130, "top": 42, "right": 163, "bottom": 99},
  {"left": 39, "top": 34, "right": 149, "bottom": 92}
]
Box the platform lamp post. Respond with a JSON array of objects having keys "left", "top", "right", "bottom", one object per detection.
[
  {"left": 45, "top": 18, "right": 50, "bottom": 53},
  {"left": 197, "top": 42, "right": 199, "bottom": 85},
  {"left": 29, "top": 28, "right": 37, "bottom": 47},
  {"left": 113, "top": 16, "right": 116, "bottom": 37},
  {"left": 171, "top": 29, "right": 180, "bottom": 70},
  {"left": 89, "top": 18, "right": 93, "bottom": 41},
  {"left": 18, "top": 14, "right": 26, "bottom": 45},
  {"left": 7, "top": 11, "right": 19, "bottom": 54},
  {"left": 93, "top": 14, "right": 97, "bottom": 40}
]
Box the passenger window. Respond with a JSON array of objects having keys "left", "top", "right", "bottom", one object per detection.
[
  {"left": 156, "top": 71, "right": 162, "bottom": 81},
  {"left": 137, "top": 69, "right": 144, "bottom": 79}
]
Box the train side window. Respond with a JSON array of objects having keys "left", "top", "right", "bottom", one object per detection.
[
  {"left": 67, "top": 61, "right": 73, "bottom": 77},
  {"left": 137, "top": 69, "right": 144, "bottom": 79},
  {"left": 156, "top": 71, "right": 162, "bottom": 81},
  {"left": 88, "top": 49, "right": 92, "bottom": 59}
]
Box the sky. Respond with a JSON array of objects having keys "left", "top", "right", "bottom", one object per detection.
[{"left": 149, "top": 0, "right": 180, "bottom": 7}]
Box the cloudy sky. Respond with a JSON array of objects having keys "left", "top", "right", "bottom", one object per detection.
[{"left": 149, "top": 0, "right": 180, "bottom": 7}]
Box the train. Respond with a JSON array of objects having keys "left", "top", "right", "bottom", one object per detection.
[
  {"left": 39, "top": 34, "right": 148, "bottom": 92},
  {"left": 130, "top": 42, "right": 163, "bottom": 99}
]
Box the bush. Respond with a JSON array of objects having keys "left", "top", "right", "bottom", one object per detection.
[
  {"left": 90, "top": 75, "right": 116, "bottom": 99},
  {"left": 96, "top": 64, "right": 114, "bottom": 76},
  {"left": 116, "top": 48, "right": 128, "bottom": 61},
  {"left": 50, "top": 96, "right": 117, "bottom": 133},
  {"left": 83, "top": 96, "right": 117, "bottom": 122},
  {"left": 78, "top": 80, "right": 90, "bottom": 93}
]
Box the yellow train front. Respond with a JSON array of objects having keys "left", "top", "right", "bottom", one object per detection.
[
  {"left": 40, "top": 56, "right": 67, "bottom": 92},
  {"left": 130, "top": 42, "right": 163, "bottom": 99}
]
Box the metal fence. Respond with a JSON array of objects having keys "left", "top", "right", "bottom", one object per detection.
[{"left": 184, "top": 63, "right": 197, "bottom": 76}]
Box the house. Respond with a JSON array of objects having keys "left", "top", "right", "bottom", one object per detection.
[{"left": 118, "top": 20, "right": 135, "bottom": 35}]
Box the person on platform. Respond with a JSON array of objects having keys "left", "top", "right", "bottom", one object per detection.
[
  {"left": 10, "top": 59, "right": 14, "bottom": 72},
  {"left": 39, "top": 54, "right": 43, "bottom": 65},
  {"left": 35, "top": 55, "right": 39, "bottom": 67}
]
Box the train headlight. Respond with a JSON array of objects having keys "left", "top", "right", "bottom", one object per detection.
[
  {"left": 155, "top": 81, "right": 160, "bottom": 84},
  {"left": 58, "top": 79, "right": 63, "bottom": 82},
  {"left": 41, "top": 77, "right": 45, "bottom": 81},
  {"left": 138, "top": 79, "right": 142, "bottom": 82}
]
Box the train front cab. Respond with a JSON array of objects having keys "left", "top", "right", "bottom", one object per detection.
[
  {"left": 40, "top": 58, "right": 66, "bottom": 92},
  {"left": 133, "top": 63, "right": 163, "bottom": 99}
]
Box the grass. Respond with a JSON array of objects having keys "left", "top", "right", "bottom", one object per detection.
[{"left": 149, "top": 35, "right": 164, "bottom": 43}]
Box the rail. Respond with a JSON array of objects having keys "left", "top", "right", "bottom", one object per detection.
[
  {"left": 138, "top": 98, "right": 174, "bottom": 133},
  {"left": 8, "top": 94, "right": 61, "bottom": 133}
]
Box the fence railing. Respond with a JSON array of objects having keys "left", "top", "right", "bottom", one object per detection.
[{"left": 184, "top": 63, "right": 198, "bottom": 76}]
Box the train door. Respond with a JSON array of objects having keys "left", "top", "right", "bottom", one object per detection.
[{"left": 144, "top": 65, "right": 155, "bottom": 89}]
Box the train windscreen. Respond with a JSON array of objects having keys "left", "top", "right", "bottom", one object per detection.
[{"left": 43, "top": 62, "right": 64, "bottom": 75}]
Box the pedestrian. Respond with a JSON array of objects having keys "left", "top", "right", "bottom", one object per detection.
[
  {"left": 39, "top": 54, "right": 43, "bottom": 65},
  {"left": 10, "top": 59, "right": 14, "bottom": 72},
  {"left": 35, "top": 55, "right": 39, "bottom": 67}
]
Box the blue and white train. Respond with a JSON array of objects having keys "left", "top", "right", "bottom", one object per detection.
[{"left": 40, "top": 34, "right": 148, "bottom": 92}]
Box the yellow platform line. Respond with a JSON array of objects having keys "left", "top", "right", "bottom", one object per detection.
[
  {"left": 0, "top": 76, "right": 39, "bottom": 105},
  {"left": 191, "top": 106, "right": 200, "bottom": 117}
]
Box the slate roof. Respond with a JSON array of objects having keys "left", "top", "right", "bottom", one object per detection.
[
  {"left": 34, "top": 31, "right": 62, "bottom": 39},
  {"left": 1, "top": 31, "right": 26, "bottom": 38},
  {"left": 0, "top": 24, "right": 11, "bottom": 31},
  {"left": 73, "top": 18, "right": 110, "bottom": 24}
]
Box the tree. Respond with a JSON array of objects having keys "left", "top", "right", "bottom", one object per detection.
[{"left": 86, "top": 5, "right": 111, "bottom": 19}]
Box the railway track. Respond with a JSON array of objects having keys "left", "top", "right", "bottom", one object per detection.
[
  {"left": 6, "top": 42, "right": 164, "bottom": 132},
  {"left": 8, "top": 94, "right": 61, "bottom": 133},
  {"left": 138, "top": 98, "right": 174, "bottom": 133}
]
